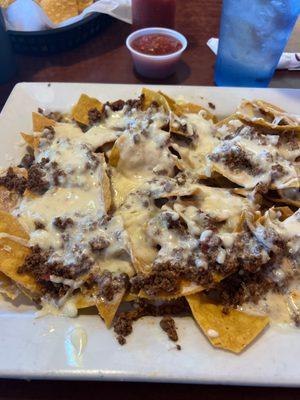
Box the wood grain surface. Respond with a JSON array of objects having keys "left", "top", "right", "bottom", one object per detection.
[
  {"left": 0, "top": 1, "right": 299, "bottom": 398},
  {"left": 0, "top": 0, "right": 299, "bottom": 112}
]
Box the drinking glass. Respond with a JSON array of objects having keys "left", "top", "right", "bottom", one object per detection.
[{"left": 215, "top": 0, "right": 300, "bottom": 87}]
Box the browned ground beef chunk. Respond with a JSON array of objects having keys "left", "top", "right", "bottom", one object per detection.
[
  {"left": 113, "top": 298, "right": 188, "bottom": 345},
  {"left": 108, "top": 96, "right": 144, "bottom": 112},
  {"left": 89, "top": 237, "right": 110, "bottom": 252},
  {"left": 225, "top": 230, "right": 268, "bottom": 274},
  {"left": 53, "top": 217, "right": 74, "bottom": 231},
  {"left": 45, "top": 111, "right": 64, "bottom": 122},
  {"left": 27, "top": 163, "right": 49, "bottom": 194},
  {"left": 19, "top": 152, "right": 35, "bottom": 170},
  {"left": 0, "top": 167, "right": 27, "bottom": 195},
  {"left": 160, "top": 316, "right": 178, "bottom": 342},
  {"left": 34, "top": 221, "right": 45, "bottom": 230},
  {"left": 18, "top": 246, "right": 92, "bottom": 297},
  {"left": 97, "top": 271, "right": 129, "bottom": 302},
  {"left": 130, "top": 263, "right": 213, "bottom": 297},
  {"left": 88, "top": 108, "right": 104, "bottom": 125},
  {"left": 109, "top": 100, "right": 126, "bottom": 111},
  {"left": 209, "top": 144, "right": 263, "bottom": 176}
]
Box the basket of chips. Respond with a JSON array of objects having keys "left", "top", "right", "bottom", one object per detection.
[{"left": 1, "top": 0, "right": 131, "bottom": 55}]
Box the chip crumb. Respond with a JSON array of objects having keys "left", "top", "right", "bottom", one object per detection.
[{"left": 160, "top": 316, "right": 178, "bottom": 342}]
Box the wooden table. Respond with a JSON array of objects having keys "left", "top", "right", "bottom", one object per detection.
[
  {"left": 0, "top": 1, "right": 299, "bottom": 398},
  {"left": 0, "top": 0, "right": 299, "bottom": 111}
]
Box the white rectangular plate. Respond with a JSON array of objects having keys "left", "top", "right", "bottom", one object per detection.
[{"left": 0, "top": 83, "right": 299, "bottom": 385}]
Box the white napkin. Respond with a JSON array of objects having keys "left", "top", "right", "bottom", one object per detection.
[
  {"left": 2, "top": 0, "right": 132, "bottom": 32},
  {"left": 207, "top": 37, "right": 300, "bottom": 71}
]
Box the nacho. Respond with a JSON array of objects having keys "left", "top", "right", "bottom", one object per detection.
[
  {"left": 32, "top": 112, "right": 55, "bottom": 132},
  {"left": 186, "top": 293, "right": 269, "bottom": 353},
  {"left": 21, "top": 132, "right": 40, "bottom": 150},
  {"left": 97, "top": 289, "right": 125, "bottom": 328},
  {"left": 0, "top": 88, "right": 299, "bottom": 354},
  {"left": 77, "top": 0, "right": 93, "bottom": 13},
  {"left": 40, "top": 0, "right": 78, "bottom": 24},
  {"left": 71, "top": 94, "right": 103, "bottom": 126},
  {"left": 237, "top": 100, "right": 300, "bottom": 132}
]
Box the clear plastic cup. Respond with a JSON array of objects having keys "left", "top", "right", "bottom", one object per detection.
[
  {"left": 126, "top": 27, "right": 187, "bottom": 79},
  {"left": 215, "top": 0, "right": 300, "bottom": 87}
]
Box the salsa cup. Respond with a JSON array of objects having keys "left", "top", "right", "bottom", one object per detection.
[{"left": 126, "top": 27, "right": 187, "bottom": 79}]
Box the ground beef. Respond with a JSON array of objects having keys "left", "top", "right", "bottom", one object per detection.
[
  {"left": 42, "top": 126, "right": 55, "bottom": 141},
  {"left": 0, "top": 167, "right": 27, "bottom": 195},
  {"left": 130, "top": 262, "right": 213, "bottom": 297},
  {"left": 165, "top": 213, "right": 188, "bottom": 233},
  {"left": 88, "top": 108, "right": 105, "bottom": 125},
  {"left": 107, "top": 96, "right": 144, "bottom": 112},
  {"left": 200, "top": 232, "right": 222, "bottom": 264},
  {"left": 27, "top": 163, "right": 49, "bottom": 194},
  {"left": 44, "top": 111, "right": 64, "bottom": 122},
  {"left": 17, "top": 246, "right": 67, "bottom": 298},
  {"left": 108, "top": 100, "right": 126, "bottom": 112},
  {"left": 225, "top": 229, "right": 268, "bottom": 274},
  {"left": 53, "top": 217, "right": 74, "bottom": 231},
  {"left": 52, "top": 168, "right": 66, "bottom": 186},
  {"left": 277, "top": 131, "right": 300, "bottom": 151},
  {"left": 209, "top": 144, "right": 263, "bottom": 176},
  {"left": 19, "top": 150, "right": 35, "bottom": 170},
  {"left": 113, "top": 298, "right": 188, "bottom": 345},
  {"left": 18, "top": 246, "right": 92, "bottom": 297},
  {"left": 34, "top": 221, "right": 45, "bottom": 230},
  {"left": 89, "top": 236, "right": 110, "bottom": 252},
  {"left": 97, "top": 271, "right": 129, "bottom": 302},
  {"left": 213, "top": 265, "right": 285, "bottom": 310},
  {"left": 271, "top": 164, "right": 286, "bottom": 181},
  {"left": 160, "top": 316, "right": 178, "bottom": 342}
]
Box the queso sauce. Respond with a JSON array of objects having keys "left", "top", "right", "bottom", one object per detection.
[{"left": 131, "top": 34, "right": 183, "bottom": 56}]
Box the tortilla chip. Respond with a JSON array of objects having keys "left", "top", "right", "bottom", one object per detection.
[
  {"left": 32, "top": 112, "right": 55, "bottom": 132},
  {"left": 186, "top": 293, "right": 269, "bottom": 353},
  {"left": 237, "top": 100, "right": 300, "bottom": 132},
  {"left": 158, "top": 91, "right": 216, "bottom": 122},
  {"left": 77, "top": 0, "right": 93, "bottom": 12},
  {"left": 73, "top": 293, "right": 96, "bottom": 309},
  {"left": 0, "top": 211, "right": 29, "bottom": 239},
  {"left": 109, "top": 142, "right": 120, "bottom": 168},
  {"left": 40, "top": 0, "right": 78, "bottom": 23},
  {"left": 273, "top": 206, "right": 294, "bottom": 220},
  {"left": 96, "top": 289, "right": 125, "bottom": 327},
  {"left": 266, "top": 195, "right": 300, "bottom": 209},
  {"left": 0, "top": 238, "right": 37, "bottom": 293},
  {"left": 71, "top": 94, "right": 103, "bottom": 126},
  {"left": 21, "top": 132, "right": 40, "bottom": 150},
  {"left": 141, "top": 88, "right": 170, "bottom": 112},
  {"left": 123, "top": 293, "right": 138, "bottom": 302},
  {"left": 175, "top": 102, "right": 216, "bottom": 122},
  {"left": 0, "top": 211, "right": 41, "bottom": 295},
  {"left": 0, "top": 272, "right": 20, "bottom": 300},
  {"left": 0, "top": 0, "right": 15, "bottom": 7}
]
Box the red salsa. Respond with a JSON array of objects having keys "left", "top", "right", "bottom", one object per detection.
[{"left": 131, "top": 34, "right": 183, "bottom": 56}]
